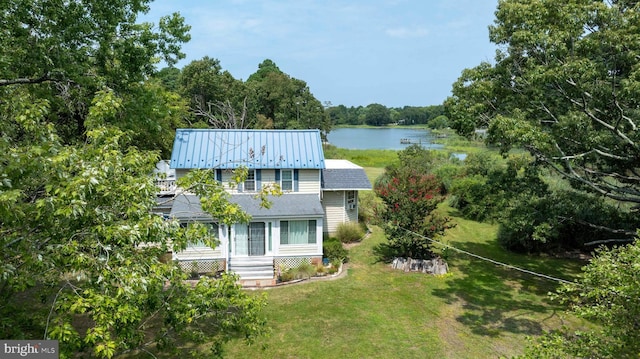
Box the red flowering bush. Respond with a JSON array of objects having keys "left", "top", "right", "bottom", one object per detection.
[{"left": 373, "top": 167, "right": 453, "bottom": 261}]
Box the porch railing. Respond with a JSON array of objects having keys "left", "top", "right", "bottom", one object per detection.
[{"left": 156, "top": 179, "right": 177, "bottom": 194}]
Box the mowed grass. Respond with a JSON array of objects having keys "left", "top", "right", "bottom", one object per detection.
[
  {"left": 224, "top": 208, "right": 588, "bottom": 358},
  {"left": 222, "top": 144, "right": 589, "bottom": 358}
]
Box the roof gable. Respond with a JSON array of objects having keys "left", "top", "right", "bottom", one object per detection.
[{"left": 170, "top": 129, "right": 325, "bottom": 170}]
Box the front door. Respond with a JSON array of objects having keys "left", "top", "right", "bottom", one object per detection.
[
  {"left": 235, "top": 222, "right": 265, "bottom": 256},
  {"left": 249, "top": 222, "right": 265, "bottom": 256}
]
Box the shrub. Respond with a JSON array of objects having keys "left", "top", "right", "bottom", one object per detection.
[
  {"left": 295, "top": 261, "right": 316, "bottom": 278},
  {"left": 335, "top": 222, "right": 365, "bottom": 243},
  {"left": 279, "top": 262, "right": 318, "bottom": 282},
  {"left": 498, "top": 188, "right": 639, "bottom": 253},
  {"left": 323, "top": 237, "right": 349, "bottom": 263},
  {"left": 359, "top": 190, "right": 385, "bottom": 225}
]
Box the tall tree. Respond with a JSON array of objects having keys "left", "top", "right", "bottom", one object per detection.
[
  {"left": 365, "top": 103, "right": 392, "bottom": 126},
  {"left": 446, "top": 0, "right": 640, "bottom": 238},
  {"left": 247, "top": 59, "right": 329, "bottom": 134},
  {"left": 0, "top": 90, "right": 267, "bottom": 357},
  {"left": 0, "top": 0, "right": 191, "bottom": 144},
  {"left": 444, "top": 1, "right": 640, "bottom": 356},
  {"left": 179, "top": 57, "right": 256, "bottom": 129},
  {"left": 0, "top": 2, "right": 268, "bottom": 357}
]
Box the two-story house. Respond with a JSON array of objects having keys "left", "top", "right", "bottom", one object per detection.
[{"left": 159, "top": 129, "right": 371, "bottom": 286}]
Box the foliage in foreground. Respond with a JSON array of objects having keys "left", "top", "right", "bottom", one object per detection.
[
  {"left": 0, "top": 92, "right": 267, "bottom": 358},
  {"left": 518, "top": 239, "right": 640, "bottom": 359}
]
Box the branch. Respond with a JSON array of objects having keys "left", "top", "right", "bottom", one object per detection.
[
  {"left": 530, "top": 145, "right": 640, "bottom": 203},
  {"left": 558, "top": 216, "right": 637, "bottom": 238},
  {"left": 564, "top": 78, "right": 636, "bottom": 147},
  {"left": 551, "top": 148, "right": 632, "bottom": 162},
  {"left": 192, "top": 97, "right": 249, "bottom": 129},
  {"left": 0, "top": 74, "right": 53, "bottom": 86},
  {"left": 583, "top": 238, "right": 635, "bottom": 246}
]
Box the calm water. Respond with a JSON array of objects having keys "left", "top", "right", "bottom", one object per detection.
[{"left": 326, "top": 127, "right": 444, "bottom": 150}]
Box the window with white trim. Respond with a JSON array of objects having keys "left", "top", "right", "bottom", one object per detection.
[
  {"left": 281, "top": 169, "right": 293, "bottom": 191},
  {"left": 280, "top": 220, "right": 317, "bottom": 245},
  {"left": 347, "top": 190, "right": 356, "bottom": 210},
  {"left": 244, "top": 169, "right": 256, "bottom": 191}
]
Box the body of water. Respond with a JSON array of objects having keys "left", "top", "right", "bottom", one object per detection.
[{"left": 326, "top": 127, "right": 444, "bottom": 150}]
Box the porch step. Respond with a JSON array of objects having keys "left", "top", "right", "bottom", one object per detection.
[{"left": 229, "top": 257, "right": 275, "bottom": 280}]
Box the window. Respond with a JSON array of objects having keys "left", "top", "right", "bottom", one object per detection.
[
  {"left": 244, "top": 169, "right": 255, "bottom": 191},
  {"left": 280, "top": 220, "right": 316, "bottom": 245},
  {"left": 281, "top": 169, "right": 293, "bottom": 191},
  {"left": 347, "top": 191, "right": 356, "bottom": 204},
  {"left": 347, "top": 190, "right": 356, "bottom": 210},
  {"left": 181, "top": 222, "right": 218, "bottom": 248}
]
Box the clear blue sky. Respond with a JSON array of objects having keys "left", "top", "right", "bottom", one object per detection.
[{"left": 142, "top": 0, "right": 499, "bottom": 108}]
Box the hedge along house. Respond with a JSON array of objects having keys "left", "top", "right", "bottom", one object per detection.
[{"left": 162, "top": 129, "right": 371, "bottom": 286}]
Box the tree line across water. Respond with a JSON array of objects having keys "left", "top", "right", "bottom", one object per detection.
[{"left": 155, "top": 57, "right": 450, "bottom": 134}]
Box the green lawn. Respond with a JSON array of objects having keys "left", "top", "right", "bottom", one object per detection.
[
  {"left": 223, "top": 208, "right": 587, "bottom": 358},
  {"left": 222, "top": 139, "right": 589, "bottom": 358}
]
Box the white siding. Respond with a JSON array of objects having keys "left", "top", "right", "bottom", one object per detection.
[
  {"left": 175, "top": 224, "right": 228, "bottom": 261},
  {"left": 298, "top": 169, "right": 321, "bottom": 193},
  {"left": 174, "top": 168, "right": 322, "bottom": 195},
  {"left": 322, "top": 190, "right": 359, "bottom": 235},
  {"left": 277, "top": 245, "right": 321, "bottom": 256},
  {"left": 322, "top": 191, "right": 345, "bottom": 235}
]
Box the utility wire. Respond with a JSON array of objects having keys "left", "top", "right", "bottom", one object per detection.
[{"left": 398, "top": 226, "right": 576, "bottom": 286}]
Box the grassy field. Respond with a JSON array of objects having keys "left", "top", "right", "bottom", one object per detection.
[
  {"left": 222, "top": 141, "right": 589, "bottom": 358},
  {"left": 223, "top": 208, "right": 587, "bottom": 358}
]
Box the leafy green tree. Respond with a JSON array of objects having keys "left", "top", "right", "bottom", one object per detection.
[
  {"left": 247, "top": 59, "right": 329, "bottom": 133},
  {"left": 447, "top": 151, "right": 638, "bottom": 252},
  {"left": 325, "top": 104, "right": 349, "bottom": 125},
  {"left": 427, "top": 115, "right": 449, "bottom": 129},
  {"left": 0, "top": 90, "right": 267, "bottom": 357},
  {"left": 364, "top": 103, "right": 392, "bottom": 126},
  {"left": 445, "top": 0, "right": 640, "bottom": 239},
  {"left": 0, "top": 2, "right": 269, "bottom": 357},
  {"left": 155, "top": 66, "right": 182, "bottom": 92},
  {"left": 373, "top": 146, "right": 452, "bottom": 261},
  {"left": 179, "top": 57, "right": 257, "bottom": 129},
  {"left": 117, "top": 80, "right": 189, "bottom": 156},
  {"left": 517, "top": 239, "right": 640, "bottom": 359},
  {"left": 0, "top": 0, "right": 191, "bottom": 143}
]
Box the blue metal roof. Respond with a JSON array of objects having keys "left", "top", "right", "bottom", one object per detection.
[{"left": 170, "top": 129, "right": 326, "bottom": 169}]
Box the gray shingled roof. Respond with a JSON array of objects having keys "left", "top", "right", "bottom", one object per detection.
[
  {"left": 169, "top": 193, "right": 324, "bottom": 221},
  {"left": 322, "top": 159, "right": 372, "bottom": 190}
]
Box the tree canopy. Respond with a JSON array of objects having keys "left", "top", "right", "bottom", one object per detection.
[
  {"left": 0, "top": 2, "right": 268, "bottom": 357},
  {"left": 446, "top": 0, "right": 640, "bottom": 217},
  {"left": 444, "top": 1, "right": 640, "bottom": 356}
]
